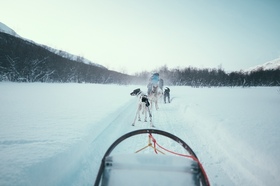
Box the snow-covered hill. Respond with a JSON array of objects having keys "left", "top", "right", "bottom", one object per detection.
[
  {"left": 0, "top": 22, "right": 18, "bottom": 37},
  {"left": 246, "top": 58, "right": 280, "bottom": 72},
  {"left": 0, "top": 22, "right": 106, "bottom": 69},
  {"left": 41, "top": 45, "right": 106, "bottom": 68},
  {"left": 0, "top": 83, "right": 279, "bottom": 185}
]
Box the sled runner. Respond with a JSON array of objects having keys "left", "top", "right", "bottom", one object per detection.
[{"left": 94, "top": 129, "right": 210, "bottom": 186}]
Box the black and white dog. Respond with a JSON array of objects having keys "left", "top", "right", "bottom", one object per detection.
[{"left": 130, "top": 88, "right": 154, "bottom": 127}]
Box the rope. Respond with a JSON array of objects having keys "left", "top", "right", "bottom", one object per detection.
[
  {"left": 149, "top": 134, "right": 195, "bottom": 159},
  {"left": 149, "top": 134, "right": 158, "bottom": 154},
  {"left": 134, "top": 133, "right": 210, "bottom": 185},
  {"left": 149, "top": 134, "right": 210, "bottom": 186},
  {"left": 134, "top": 134, "right": 164, "bottom": 154}
]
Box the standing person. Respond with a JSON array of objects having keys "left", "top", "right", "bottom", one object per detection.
[
  {"left": 164, "top": 87, "right": 170, "bottom": 103},
  {"left": 147, "top": 73, "right": 160, "bottom": 95}
]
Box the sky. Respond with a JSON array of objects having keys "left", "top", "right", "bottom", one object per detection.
[{"left": 1, "top": 0, "right": 280, "bottom": 74}]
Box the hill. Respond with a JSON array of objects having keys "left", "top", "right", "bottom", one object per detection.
[
  {"left": 0, "top": 22, "right": 135, "bottom": 84},
  {"left": 0, "top": 22, "right": 105, "bottom": 68},
  {"left": 1, "top": 22, "right": 279, "bottom": 86},
  {"left": 246, "top": 58, "right": 280, "bottom": 72},
  {"left": 0, "top": 22, "right": 18, "bottom": 37}
]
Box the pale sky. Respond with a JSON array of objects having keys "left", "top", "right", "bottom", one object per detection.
[{"left": 1, "top": 0, "right": 280, "bottom": 75}]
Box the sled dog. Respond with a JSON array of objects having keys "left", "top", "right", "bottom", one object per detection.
[
  {"left": 148, "top": 86, "right": 163, "bottom": 110},
  {"left": 130, "top": 88, "right": 154, "bottom": 127}
]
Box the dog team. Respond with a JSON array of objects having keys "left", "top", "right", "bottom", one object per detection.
[{"left": 130, "top": 73, "right": 171, "bottom": 127}]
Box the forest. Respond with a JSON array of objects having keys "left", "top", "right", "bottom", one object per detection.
[
  {"left": 1, "top": 32, "right": 279, "bottom": 87},
  {"left": 134, "top": 65, "right": 280, "bottom": 87}
]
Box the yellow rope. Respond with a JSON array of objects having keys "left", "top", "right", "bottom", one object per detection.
[
  {"left": 135, "top": 143, "right": 151, "bottom": 153},
  {"left": 134, "top": 135, "right": 165, "bottom": 154}
]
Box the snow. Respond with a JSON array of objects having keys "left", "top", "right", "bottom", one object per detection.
[
  {"left": 0, "top": 82, "right": 280, "bottom": 186},
  {"left": 245, "top": 57, "right": 280, "bottom": 72},
  {"left": 0, "top": 22, "right": 18, "bottom": 37}
]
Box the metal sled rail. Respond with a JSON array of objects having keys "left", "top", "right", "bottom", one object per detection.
[{"left": 94, "top": 129, "right": 210, "bottom": 186}]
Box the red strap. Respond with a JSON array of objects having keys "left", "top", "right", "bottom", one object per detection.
[
  {"left": 149, "top": 134, "right": 158, "bottom": 154},
  {"left": 149, "top": 134, "right": 210, "bottom": 186}
]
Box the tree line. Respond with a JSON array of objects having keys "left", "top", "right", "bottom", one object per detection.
[
  {"left": 1, "top": 32, "right": 279, "bottom": 86},
  {"left": 0, "top": 32, "right": 133, "bottom": 84},
  {"left": 134, "top": 65, "right": 280, "bottom": 87}
]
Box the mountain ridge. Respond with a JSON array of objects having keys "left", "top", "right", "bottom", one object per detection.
[
  {"left": 0, "top": 22, "right": 105, "bottom": 69},
  {"left": 245, "top": 58, "right": 280, "bottom": 72},
  {"left": 1, "top": 22, "right": 279, "bottom": 73}
]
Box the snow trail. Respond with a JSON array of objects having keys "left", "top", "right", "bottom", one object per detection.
[{"left": 1, "top": 83, "right": 280, "bottom": 186}]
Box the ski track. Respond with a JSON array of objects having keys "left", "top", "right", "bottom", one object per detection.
[{"left": 71, "top": 98, "right": 136, "bottom": 186}]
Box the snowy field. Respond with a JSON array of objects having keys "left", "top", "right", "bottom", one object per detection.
[{"left": 0, "top": 82, "right": 280, "bottom": 186}]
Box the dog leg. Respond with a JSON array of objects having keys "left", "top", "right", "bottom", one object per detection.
[
  {"left": 144, "top": 104, "right": 147, "bottom": 122},
  {"left": 132, "top": 105, "right": 141, "bottom": 126},
  {"left": 139, "top": 104, "right": 143, "bottom": 121},
  {"left": 150, "top": 100, "right": 153, "bottom": 112},
  {"left": 132, "top": 112, "right": 136, "bottom": 126},
  {"left": 147, "top": 106, "right": 154, "bottom": 127},
  {"left": 132, "top": 113, "right": 137, "bottom": 126}
]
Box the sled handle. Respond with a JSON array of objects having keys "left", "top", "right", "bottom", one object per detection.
[
  {"left": 94, "top": 129, "right": 211, "bottom": 186},
  {"left": 102, "top": 129, "right": 198, "bottom": 158}
]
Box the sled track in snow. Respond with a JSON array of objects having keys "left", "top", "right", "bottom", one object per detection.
[
  {"left": 89, "top": 98, "right": 144, "bottom": 178},
  {"left": 90, "top": 99, "right": 135, "bottom": 146}
]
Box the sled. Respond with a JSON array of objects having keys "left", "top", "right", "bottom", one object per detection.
[{"left": 94, "top": 129, "right": 210, "bottom": 186}]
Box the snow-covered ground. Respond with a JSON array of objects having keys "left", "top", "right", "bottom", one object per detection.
[{"left": 0, "top": 83, "right": 279, "bottom": 186}]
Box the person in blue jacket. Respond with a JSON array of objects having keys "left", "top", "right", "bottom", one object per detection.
[{"left": 147, "top": 73, "right": 159, "bottom": 95}]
